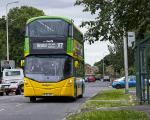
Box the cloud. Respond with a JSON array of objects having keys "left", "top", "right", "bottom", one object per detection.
[
  {"left": 20, "top": 0, "right": 74, "bottom": 9},
  {"left": 84, "top": 41, "right": 110, "bottom": 65}
]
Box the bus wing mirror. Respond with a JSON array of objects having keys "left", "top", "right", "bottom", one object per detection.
[
  {"left": 21, "top": 60, "right": 24, "bottom": 67},
  {"left": 75, "top": 61, "right": 79, "bottom": 68}
]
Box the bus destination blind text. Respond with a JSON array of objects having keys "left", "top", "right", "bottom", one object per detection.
[{"left": 33, "top": 43, "right": 64, "bottom": 49}]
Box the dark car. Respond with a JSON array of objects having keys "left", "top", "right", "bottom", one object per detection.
[
  {"left": 95, "top": 76, "right": 100, "bottom": 80},
  {"left": 88, "top": 75, "right": 96, "bottom": 82}
]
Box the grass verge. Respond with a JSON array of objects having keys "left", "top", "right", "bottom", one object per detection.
[
  {"left": 92, "top": 89, "right": 129, "bottom": 100},
  {"left": 81, "top": 89, "right": 137, "bottom": 109},
  {"left": 66, "top": 88, "right": 149, "bottom": 120},
  {"left": 67, "top": 110, "right": 149, "bottom": 120}
]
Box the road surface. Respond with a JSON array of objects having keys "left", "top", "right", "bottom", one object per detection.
[{"left": 0, "top": 81, "right": 110, "bottom": 120}]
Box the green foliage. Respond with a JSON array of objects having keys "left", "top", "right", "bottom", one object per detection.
[
  {"left": 0, "top": 6, "right": 44, "bottom": 66},
  {"left": 128, "top": 66, "right": 136, "bottom": 75},
  {"left": 93, "top": 89, "right": 129, "bottom": 100},
  {"left": 67, "top": 110, "right": 149, "bottom": 120},
  {"left": 0, "top": 16, "right": 7, "bottom": 61},
  {"left": 94, "top": 52, "right": 124, "bottom": 74},
  {"left": 75, "top": 0, "right": 150, "bottom": 43},
  {"left": 82, "top": 89, "right": 131, "bottom": 108},
  {"left": 67, "top": 90, "right": 146, "bottom": 120},
  {"left": 75, "top": 0, "right": 150, "bottom": 75}
]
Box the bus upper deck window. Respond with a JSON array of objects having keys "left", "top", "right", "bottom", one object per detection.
[
  {"left": 69, "top": 25, "right": 73, "bottom": 38},
  {"left": 25, "top": 26, "right": 29, "bottom": 37}
]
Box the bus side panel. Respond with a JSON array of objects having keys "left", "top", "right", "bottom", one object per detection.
[{"left": 76, "top": 78, "right": 83, "bottom": 96}]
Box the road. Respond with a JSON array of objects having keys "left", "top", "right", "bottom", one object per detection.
[{"left": 0, "top": 81, "right": 110, "bottom": 120}]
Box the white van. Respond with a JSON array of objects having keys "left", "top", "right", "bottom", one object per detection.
[
  {"left": 103, "top": 75, "right": 110, "bottom": 82},
  {"left": 1, "top": 69, "right": 24, "bottom": 95}
]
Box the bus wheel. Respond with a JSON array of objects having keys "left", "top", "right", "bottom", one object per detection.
[
  {"left": 15, "top": 88, "right": 21, "bottom": 95},
  {"left": 20, "top": 84, "right": 24, "bottom": 93},
  {"left": 78, "top": 94, "right": 83, "bottom": 98},
  {"left": 79, "top": 89, "right": 83, "bottom": 98},
  {"left": 79, "top": 83, "right": 84, "bottom": 98},
  {"left": 0, "top": 92, "right": 4, "bottom": 96},
  {"left": 71, "top": 96, "right": 77, "bottom": 101},
  {"left": 30, "top": 97, "right": 36, "bottom": 102},
  {"left": 78, "top": 89, "right": 83, "bottom": 98},
  {"left": 71, "top": 92, "right": 77, "bottom": 101}
]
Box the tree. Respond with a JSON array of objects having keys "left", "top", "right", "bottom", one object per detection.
[
  {"left": 75, "top": 0, "right": 150, "bottom": 43},
  {"left": 75, "top": 0, "right": 149, "bottom": 75},
  {"left": 0, "top": 16, "right": 7, "bottom": 60},
  {"left": 0, "top": 6, "right": 45, "bottom": 66}
]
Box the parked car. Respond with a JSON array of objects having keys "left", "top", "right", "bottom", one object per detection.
[
  {"left": 87, "top": 75, "right": 96, "bottom": 82},
  {"left": 95, "top": 76, "right": 100, "bottom": 81},
  {"left": 85, "top": 77, "right": 88, "bottom": 82},
  {"left": 103, "top": 76, "right": 110, "bottom": 82},
  {"left": 0, "top": 68, "right": 24, "bottom": 95},
  {"left": 112, "top": 75, "right": 136, "bottom": 89}
]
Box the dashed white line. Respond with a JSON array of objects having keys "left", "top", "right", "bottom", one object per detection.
[
  {"left": 15, "top": 104, "right": 22, "bottom": 107},
  {"left": 0, "top": 109, "right": 5, "bottom": 112}
]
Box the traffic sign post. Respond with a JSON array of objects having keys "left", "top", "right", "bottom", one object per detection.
[
  {"left": 0, "top": 60, "right": 15, "bottom": 72},
  {"left": 128, "top": 32, "right": 135, "bottom": 48}
]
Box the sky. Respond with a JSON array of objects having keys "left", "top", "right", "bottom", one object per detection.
[{"left": 0, "top": 0, "right": 110, "bottom": 66}]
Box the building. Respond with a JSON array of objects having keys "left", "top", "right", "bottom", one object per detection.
[{"left": 85, "top": 63, "right": 99, "bottom": 75}]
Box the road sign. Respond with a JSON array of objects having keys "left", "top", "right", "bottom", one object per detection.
[
  {"left": 1, "top": 60, "right": 15, "bottom": 72},
  {"left": 128, "top": 32, "right": 135, "bottom": 47}
]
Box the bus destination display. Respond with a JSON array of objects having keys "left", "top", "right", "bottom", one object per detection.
[{"left": 33, "top": 43, "right": 64, "bottom": 49}]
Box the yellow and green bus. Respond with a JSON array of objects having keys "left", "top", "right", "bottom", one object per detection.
[{"left": 24, "top": 16, "right": 85, "bottom": 102}]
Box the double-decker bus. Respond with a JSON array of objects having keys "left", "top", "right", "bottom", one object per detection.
[{"left": 24, "top": 16, "right": 85, "bottom": 102}]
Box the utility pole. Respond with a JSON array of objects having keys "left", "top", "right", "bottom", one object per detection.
[
  {"left": 6, "top": 1, "right": 19, "bottom": 61},
  {"left": 123, "top": 35, "right": 129, "bottom": 94},
  {"left": 103, "top": 57, "right": 105, "bottom": 78}
]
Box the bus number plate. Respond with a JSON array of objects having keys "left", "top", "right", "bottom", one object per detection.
[{"left": 43, "top": 93, "right": 53, "bottom": 96}]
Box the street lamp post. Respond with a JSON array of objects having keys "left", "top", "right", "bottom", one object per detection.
[
  {"left": 6, "top": 1, "right": 19, "bottom": 61},
  {"left": 103, "top": 57, "right": 105, "bottom": 78}
]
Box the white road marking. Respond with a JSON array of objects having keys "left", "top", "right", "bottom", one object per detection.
[
  {"left": 0, "top": 109, "right": 5, "bottom": 112},
  {"left": 16, "top": 104, "right": 22, "bottom": 107},
  {"left": 0, "top": 104, "right": 7, "bottom": 108}
]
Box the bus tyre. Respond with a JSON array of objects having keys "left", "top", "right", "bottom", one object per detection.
[
  {"left": 30, "top": 97, "right": 36, "bottom": 102},
  {"left": 20, "top": 84, "right": 24, "bottom": 93},
  {"left": 0, "top": 92, "right": 4, "bottom": 96},
  {"left": 78, "top": 94, "right": 83, "bottom": 98},
  {"left": 79, "top": 82, "right": 84, "bottom": 98},
  {"left": 71, "top": 96, "right": 77, "bottom": 101},
  {"left": 72, "top": 92, "right": 77, "bottom": 101},
  {"left": 116, "top": 84, "right": 121, "bottom": 89},
  {"left": 15, "top": 88, "right": 21, "bottom": 95}
]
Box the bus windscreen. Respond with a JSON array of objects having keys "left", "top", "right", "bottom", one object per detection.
[{"left": 25, "top": 55, "right": 72, "bottom": 82}]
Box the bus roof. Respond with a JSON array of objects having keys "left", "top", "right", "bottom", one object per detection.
[
  {"left": 26, "top": 16, "right": 71, "bottom": 24},
  {"left": 26, "top": 16, "right": 83, "bottom": 35}
]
